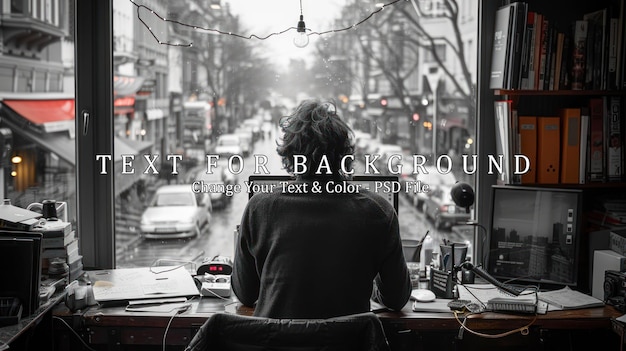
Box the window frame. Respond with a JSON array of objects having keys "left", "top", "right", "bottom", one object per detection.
[
  {"left": 75, "top": 0, "right": 496, "bottom": 269},
  {"left": 76, "top": 0, "right": 115, "bottom": 269}
]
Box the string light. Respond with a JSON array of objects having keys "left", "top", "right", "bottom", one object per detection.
[
  {"left": 129, "top": 0, "right": 403, "bottom": 48},
  {"left": 293, "top": 0, "right": 309, "bottom": 48}
]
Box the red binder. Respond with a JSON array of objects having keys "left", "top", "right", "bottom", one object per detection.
[{"left": 537, "top": 116, "right": 560, "bottom": 184}]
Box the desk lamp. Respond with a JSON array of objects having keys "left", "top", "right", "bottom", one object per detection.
[{"left": 449, "top": 182, "right": 524, "bottom": 297}]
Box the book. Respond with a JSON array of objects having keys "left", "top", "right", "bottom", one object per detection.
[
  {"left": 539, "top": 286, "right": 604, "bottom": 310},
  {"left": 507, "top": 2, "right": 527, "bottom": 89},
  {"left": 606, "top": 96, "right": 623, "bottom": 181},
  {"left": 537, "top": 116, "right": 561, "bottom": 184},
  {"left": 552, "top": 32, "right": 565, "bottom": 90},
  {"left": 583, "top": 9, "right": 608, "bottom": 90},
  {"left": 41, "top": 237, "right": 79, "bottom": 259},
  {"left": 42, "top": 230, "right": 75, "bottom": 249},
  {"left": 518, "top": 115, "right": 537, "bottom": 184},
  {"left": 531, "top": 13, "right": 544, "bottom": 89},
  {"left": 31, "top": 220, "right": 72, "bottom": 238},
  {"left": 489, "top": 3, "right": 517, "bottom": 89},
  {"left": 519, "top": 11, "right": 536, "bottom": 90},
  {"left": 571, "top": 20, "right": 588, "bottom": 90},
  {"left": 560, "top": 108, "right": 581, "bottom": 184},
  {"left": 589, "top": 98, "right": 606, "bottom": 181},
  {"left": 537, "top": 17, "right": 550, "bottom": 90},
  {"left": 579, "top": 108, "right": 590, "bottom": 184}
]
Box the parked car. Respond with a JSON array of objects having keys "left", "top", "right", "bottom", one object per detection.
[
  {"left": 193, "top": 160, "right": 238, "bottom": 209},
  {"left": 139, "top": 184, "right": 212, "bottom": 239},
  {"left": 233, "top": 128, "right": 253, "bottom": 156},
  {"left": 410, "top": 165, "right": 457, "bottom": 211},
  {"left": 353, "top": 131, "right": 372, "bottom": 158},
  {"left": 242, "top": 118, "right": 262, "bottom": 140},
  {"left": 422, "top": 185, "right": 470, "bottom": 230},
  {"left": 214, "top": 134, "right": 243, "bottom": 157}
]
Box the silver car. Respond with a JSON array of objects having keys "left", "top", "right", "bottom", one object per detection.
[{"left": 140, "top": 184, "right": 212, "bottom": 239}]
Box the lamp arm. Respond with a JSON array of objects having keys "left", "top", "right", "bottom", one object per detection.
[{"left": 458, "top": 262, "right": 523, "bottom": 297}]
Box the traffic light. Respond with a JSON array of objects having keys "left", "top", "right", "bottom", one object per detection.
[{"left": 379, "top": 97, "right": 388, "bottom": 107}]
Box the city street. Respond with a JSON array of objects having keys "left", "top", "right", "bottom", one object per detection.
[{"left": 115, "top": 124, "right": 474, "bottom": 270}]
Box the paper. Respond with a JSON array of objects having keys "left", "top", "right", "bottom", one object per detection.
[
  {"left": 412, "top": 299, "right": 454, "bottom": 313},
  {"left": 457, "top": 283, "right": 547, "bottom": 314},
  {"left": 537, "top": 286, "right": 604, "bottom": 311}
]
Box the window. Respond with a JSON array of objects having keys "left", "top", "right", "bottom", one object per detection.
[
  {"left": 0, "top": 0, "right": 76, "bottom": 238},
  {"left": 74, "top": 0, "right": 478, "bottom": 269}
]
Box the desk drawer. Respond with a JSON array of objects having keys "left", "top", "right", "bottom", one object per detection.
[{"left": 88, "top": 326, "right": 196, "bottom": 346}]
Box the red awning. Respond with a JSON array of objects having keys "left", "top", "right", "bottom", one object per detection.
[{"left": 3, "top": 99, "right": 75, "bottom": 124}]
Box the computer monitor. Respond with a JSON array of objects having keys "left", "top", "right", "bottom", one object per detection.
[
  {"left": 247, "top": 175, "right": 399, "bottom": 214},
  {"left": 0, "top": 230, "right": 43, "bottom": 316},
  {"left": 486, "top": 185, "right": 583, "bottom": 288}
]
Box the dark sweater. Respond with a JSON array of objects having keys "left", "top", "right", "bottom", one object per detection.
[{"left": 232, "top": 181, "right": 412, "bottom": 319}]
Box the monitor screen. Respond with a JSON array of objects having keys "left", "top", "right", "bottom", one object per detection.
[
  {"left": 247, "top": 175, "right": 399, "bottom": 214},
  {"left": 487, "top": 185, "right": 583, "bottom": 288}
]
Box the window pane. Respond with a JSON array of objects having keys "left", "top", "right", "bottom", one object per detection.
[
  {"left": 113, "top": 0, "right": 478, "bottom": 269},
  {"left": 0, "top": 0, "right": 76, "bottom": 219}
]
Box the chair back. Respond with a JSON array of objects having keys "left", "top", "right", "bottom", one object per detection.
[{"left": 185, "top": 311, "right": 390, "bottom": 351}]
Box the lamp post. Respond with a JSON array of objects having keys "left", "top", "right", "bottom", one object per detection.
[{"left": 424, "top": 65, "right": 441, "bottom": 162}]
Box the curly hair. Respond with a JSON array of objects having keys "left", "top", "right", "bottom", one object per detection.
[{"left": 276, "top": 100, "right": 354, "bottom": 180}]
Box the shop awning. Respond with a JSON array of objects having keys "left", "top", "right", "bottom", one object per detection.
[
  {"left": 2, "top": 99, "right": 75, "bottom": 133},
  {"left": 0, "top": 107, "right": 76, "bottom": 166},
  {"left": 114, "top": 76, "right": 145, "bottom": 97}
]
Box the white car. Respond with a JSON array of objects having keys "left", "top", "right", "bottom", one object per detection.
[
  {"left": 140, "top": 185, "right": 212, "bottom": 239},
  {"left": 214, "top": 134, "right": 243, "bottom": 156}
]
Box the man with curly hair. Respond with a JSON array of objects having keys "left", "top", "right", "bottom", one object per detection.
[{"left": 232, "top": 100, "right": 411, "bottom": 319}]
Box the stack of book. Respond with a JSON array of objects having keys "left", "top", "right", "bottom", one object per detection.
[
  {"left": 33, "top": 220, "right": 84, "bottom": 282},
  {"left": 489, "top": 1, "right": 626, "bottom": 91}
]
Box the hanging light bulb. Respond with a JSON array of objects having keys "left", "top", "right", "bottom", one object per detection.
[{"left": 293, "top": 14, "right": 309, "bottom": 48}]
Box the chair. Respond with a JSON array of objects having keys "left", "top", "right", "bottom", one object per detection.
[{"left": 184, "top": 311, "right": 391, "bottom": 351}]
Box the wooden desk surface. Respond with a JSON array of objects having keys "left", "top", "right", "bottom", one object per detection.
[
  {"left": 51, "top": 298, "right": 623, "bottom": 350},
  {"left": 74, "top": 297, "right": 622, "bottom": 331}
]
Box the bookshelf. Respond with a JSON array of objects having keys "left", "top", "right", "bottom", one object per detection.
[{"left": 479, "top": 0, "right": 626, "bottom": 294}]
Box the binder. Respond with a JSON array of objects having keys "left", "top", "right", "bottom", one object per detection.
[
  {"left": 579, "top": 108, "right": 590, "bottom": 184},
  {"left": 537, "top": 116, "right": 560, "bottom": 184},
  {"left": 559, "top": 108, "right": 581, "bottom": 184},
  {"left": 518, "top": 116, "right": 537, "bottom": 184}
]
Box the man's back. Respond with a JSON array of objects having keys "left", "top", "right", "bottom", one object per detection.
[{"left": 232, "top": 185, "right": 411, "bottom": 319}]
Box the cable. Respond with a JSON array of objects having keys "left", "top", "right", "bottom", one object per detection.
[
  {"left": 162, "top": 303, "right": 192, "bottom": 351},
  {"left": 149, "top": 258, "right": 197, "bottom": 274},
  {"left": 453, "top": 310, "right": 537, "bottom": 339},
  {"left": 52, "top": 316, "right": 99, "bottom": 351},
  {"left": 129, "top": 0, "right": 404, "bottom": 47}
]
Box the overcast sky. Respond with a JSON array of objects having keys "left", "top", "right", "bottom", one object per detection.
[{"left": 225, "top": 0, "right": 347, "bottom": 65}]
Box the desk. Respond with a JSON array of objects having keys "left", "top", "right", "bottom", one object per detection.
[
  {"left": 52, "top": 298, "right": 623, "bottom": 351},
  {"left": 0, "top": 292, "right": 65, "bottom": 350}
]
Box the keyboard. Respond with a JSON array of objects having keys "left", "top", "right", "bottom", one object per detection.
[{"left": 487, "top": 297, "right": 537, "bottom": 313}]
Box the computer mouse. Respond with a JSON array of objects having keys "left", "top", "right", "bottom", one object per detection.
[{"left": 411, "top": 289, "right": 436, "bottom": 302}]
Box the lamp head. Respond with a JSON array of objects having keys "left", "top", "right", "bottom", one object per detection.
[{"left": 450, "top": 182, "right": 474, "bottom": 213}]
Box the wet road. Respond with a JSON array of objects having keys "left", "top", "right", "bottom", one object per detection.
[{"left": 115, "top": 132, "right": 473, "bottom": 270}]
